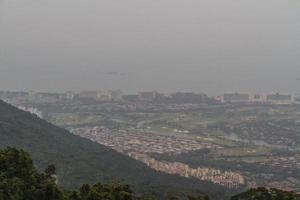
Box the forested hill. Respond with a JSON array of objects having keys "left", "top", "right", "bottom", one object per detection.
[
  {"left": 0, "top": 100, "right": 229, "bottom": 199},
  {"left": 1, "top": 147, "right": 299, "bottom": 200}
]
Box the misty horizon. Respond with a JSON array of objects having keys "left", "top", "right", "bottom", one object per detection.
[{"left": 1, "top": 0, "right": 300, "bottom": 95}]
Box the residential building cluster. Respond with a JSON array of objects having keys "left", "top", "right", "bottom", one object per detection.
[
  {"left": 130, "top": 153, "right": 245, "bottom": 188},
  {"left": 71, "top": 126, "right": 220, "bottom": 155},
  {"left": 221, "top": 93, "right": 294, "bottom": 104},
  {"left": 78, "top": 90, "right": 123, "bottom": 101},
  {"left": 138, "top": 91, "right": 163, "bottom": 101},
  {"left": 70, "top": 127, "right": 244, "bottom": 189}
]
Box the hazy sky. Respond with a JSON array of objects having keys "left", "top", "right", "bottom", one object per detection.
[{"left": 0, "top": 0, "right": 300, "bottom": 95}]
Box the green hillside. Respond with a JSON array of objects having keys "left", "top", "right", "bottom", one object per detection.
[
  {"left": 0, "top": 147, "right": 149, "bottom": 200},
  {"left": 0, "top": 100, "right": 229, "bottom": 199},
  {"left": 1, "top": 147, "right": 298, "bottom": 200}
]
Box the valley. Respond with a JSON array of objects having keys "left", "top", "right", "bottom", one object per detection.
[{"left": 2, "top": 91, "right": 300, "bottom": 194}]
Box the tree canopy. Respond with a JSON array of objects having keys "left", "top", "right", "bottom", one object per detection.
[
  {"left": 1, "top": 147, "right": 300, "bottom": 200},
  {"left": 0, "top": 147, "right": 153, "bottom": 200}
]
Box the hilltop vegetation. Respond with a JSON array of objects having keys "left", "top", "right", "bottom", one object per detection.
[
  {"left": 1, "top": 147, "right": 299, "bottom": 200},
  {"left": 0, "top": 147, "right": 209, "bottom": 200},
  {"left": 0, "top": 147, "right": 145, "bottom": 200}
]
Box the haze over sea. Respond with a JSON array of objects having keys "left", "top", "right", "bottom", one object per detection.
[{"left": 0, "top": 0, "right": 300, "bottom": 95}]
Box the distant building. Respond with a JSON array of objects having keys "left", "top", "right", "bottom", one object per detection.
[
  {"left": 266, "top": 93, "right": 293, "bottom": 104},
  {"left": 170, "top": 92, "right": 209, "bottom": 104},
  {"left": 222, "top": 93, "right": 294, "bottom": 104},
  {"left": 65, "top": 91, "right": 76, "bottom": 100},
  {"left": 222, "top": 93, "right": 250, "bottom": 103},
  {"left": 107, "top": 90, "right": 123, "bottom": 101},
  {"left": 295, "top": 94, "right": 300, "bottom": 103},
  {"left": 59, "top": 91, "right": 75, "bottom": 101},
  {"left": 96, "top": 90, "right": 123, "bottom": 101},
  {"left": 122, "top": 94, "right": 139, "bottom": 102},
  {"left": 78, "top": 91, "right": 99, "bottom": 100},
  {"left": 138, "top": 91, "right": 160, "bottom": 101},
  {"left": 249, "top": 94, "right": 265, "bottom": 103},
  {"left": 78, "top": 90, "right": 123, "bottom": 101},
  {"left": 96, "top": 91, "right": 112, "bottom": 101}
]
